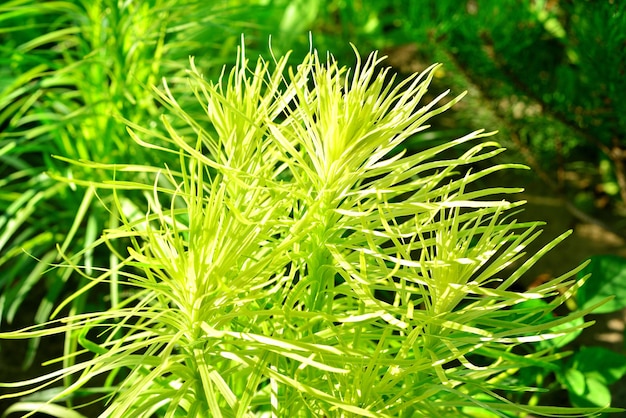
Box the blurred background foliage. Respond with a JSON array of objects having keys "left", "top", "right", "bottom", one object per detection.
[{"left": 0, "top": 0, "right": 625, "bottom": 414}]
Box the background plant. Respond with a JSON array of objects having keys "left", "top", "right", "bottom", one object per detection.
[
  {"left": 0, "top": 0, "right": 282, "bottom": 370},
  {"left": 0, "top": 41, "right": 619, "bottom": 417},
  {"left": 500, "top": 254, "right": 626, "bottom": 413}
]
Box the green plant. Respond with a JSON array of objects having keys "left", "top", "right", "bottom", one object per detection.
[
  {"left": 500, "top": 254, "right": 626, "bottom": 413},
  {"left": 0, "top": 42, "right": 619, "bottom": 417},
  {"left": 294, "top": 0, "right": 626, "bottom": 228},
  {"left": 559, "top": 255, "right": 626, "bottom": 410},
  {"left": 408, "top": 1, "right": 626, "bottom": 217},
  {"left": 0, "top": 0, "right": 280, "bottom": 368}
]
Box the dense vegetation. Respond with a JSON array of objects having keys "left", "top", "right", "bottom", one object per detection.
[{"left": 0, "top": 1, "right": 625, "bottom": 416}]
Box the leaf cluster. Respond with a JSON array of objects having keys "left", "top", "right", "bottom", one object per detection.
[
  {"left": 281, "top": 0, "right": 626, "bottom": 223},
  {"left": 0, "top": 0, "right": 279, "bottom": 365},
  {"left": 0, "top": 43, "right": 614, "bottom": 417}
]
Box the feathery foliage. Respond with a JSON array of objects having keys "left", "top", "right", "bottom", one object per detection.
[
  {"left": 0, "top": 0, "right": 278, "bottom": 368},
  {"left": 0, "top": 43, "right": 615, "bottom": 417}
]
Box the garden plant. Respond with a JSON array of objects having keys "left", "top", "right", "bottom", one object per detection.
[
  {"left": 0, "top": 0, "right": 279, "bottom": 369},
  {"left": 291, "top": 0, "right": 626, "bottom": 229},
  {"left": 0, "top": 39, "right": 621, "bottom": 416},
  {"left": 279, "top": 3, "right": 626, "bottom": 407}
]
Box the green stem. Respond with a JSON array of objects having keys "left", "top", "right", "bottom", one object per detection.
[
  {"left": 305, "top": 191, "right": 336, "bottom": 317},
  {"left": 307, "top": 239, "right": 334, "bottom": 315}
]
